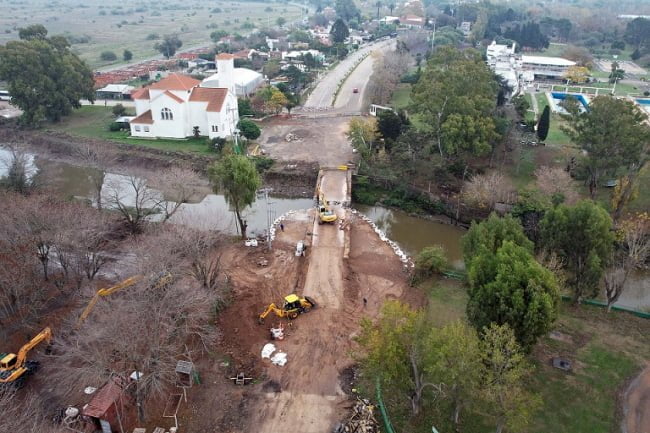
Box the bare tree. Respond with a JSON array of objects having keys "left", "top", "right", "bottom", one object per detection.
[
  {"left": 367, "top": 50, "right": 411, "bottom": 106},
  {"left": 0, "top": 144, "right": 37, "bottom": 195},
  {"left": 463, "top": 171, "right": 516, "bottom": 211},
  {"left": 0, "top": 388, "right": 61, "bottom": 433},
  {"left": 604, "top": 215, "right": 649, "bottom": 311},
  {"left": 534, "top": 166, "right": 579, "bottom": 205},
  {"left": 104, "top": 168, "right": 201, "bottom": 234}
]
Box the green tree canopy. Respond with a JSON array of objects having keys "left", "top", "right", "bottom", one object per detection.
[
  {"left": 207, "top": 155, "right": 261, "bottom": 239},
  {"left": 540, "top": 200, "right": 614, "bottom": 302},
  {"left": 462, "top": 213, "right": 533, "bottom": 269},
  {"left": 154, "top": 34, "right": 183, "bottom": 59},
  {"left": 335, "top": 0, "right": 360, "bottom": 21},
  {"left": 237, "top": 119, "right": 261, "bottom": 140},
  {"left": 467, "top": 241, "right": 560, "bottom": 350},
  {"left": 0, "top": 26, "right": 95, "bottom": 126},
  {"left": 123, "top": 49, "right": 133, "bottom": 61},
  {"left": 410, "top": 46, "right": 499, "bottom": 160},
  {"left": 562, "top": 96, "right": 650, "bottom": 198},
  {"left": 377, "top": 109, "right": 402, "bottom": 141},
  {"left": 330, "top": 18, "right": 350, "bottom": 44}
]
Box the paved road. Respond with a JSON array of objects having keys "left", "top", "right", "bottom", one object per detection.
[{"left": 302, "top": 39, "right": 394, "bottom": 111}]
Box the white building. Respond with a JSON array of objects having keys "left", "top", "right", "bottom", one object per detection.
[
  {"left": 130, "top": 54, "right": 239, "bottom": 139},
  {"left": 202, "top": 54, "right": 264, "bottom": 97},
  {"left": 521, "top": 55, "right": 576, "bottom": 79}
]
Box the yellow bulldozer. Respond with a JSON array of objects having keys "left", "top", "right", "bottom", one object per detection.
[
  {"left": 1, "top": 327, "right": 52, "bottom": 387},
  {"left": 258, "top": 294, "right": 317, "bottom": 323},
  {"left": 317, "top": 189, "right": 337, "bottom": 224}
]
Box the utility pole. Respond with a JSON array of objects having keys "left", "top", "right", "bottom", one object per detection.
[
  {"left": 431, "top": 19, "right": 436, "bottom": 51},
  {"left": 258, "top": 187, "right": 276, "bottom": 250}
]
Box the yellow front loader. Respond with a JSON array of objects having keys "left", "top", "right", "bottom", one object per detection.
[
  {"left": 258, "top": 294, "right": 317, "bottom": 323},
  {"left": 317, "top": 189, "right": 337, "bottom": 224}
]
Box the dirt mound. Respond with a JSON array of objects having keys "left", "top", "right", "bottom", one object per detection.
[{"left": 623, "top": 364, "right": 650, "bottom": 433}]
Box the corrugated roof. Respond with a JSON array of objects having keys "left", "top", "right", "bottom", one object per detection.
[
  {"left": 82, "top": 377, "right": 127, "bottom": 418},
  {"left": 131, "top": 110, "right": 154, "bottom": 124},
  {"left": 189, "top": 87, "right": 227, "bottom": 112},
  {"left": 149, "top": 73, "right": 200, "bottom": 91}
]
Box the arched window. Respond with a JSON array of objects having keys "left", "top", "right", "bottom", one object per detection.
[{"left": 161, "top": 107, "right": 173, "bottom": 120}]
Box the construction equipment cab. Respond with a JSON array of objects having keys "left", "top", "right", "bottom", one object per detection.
[
  {"left": 1, "top": 327, "right": 52, "bottom": 387},
  {"left": 317, "top": 190, "right": 337, "bottom": 224},
  {"left": 259, "top": 294, "right": 317, "bottom": 323}
]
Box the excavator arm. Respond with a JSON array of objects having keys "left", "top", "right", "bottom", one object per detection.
[
  {"left": 15, "top": 327, "right": 52, "bottom": 367},
  {"left": 76, "top": 275, "right": 143, "bottom": 328},
  {"left": 258, "top": 303, "right": 283, "bottom": 323}
]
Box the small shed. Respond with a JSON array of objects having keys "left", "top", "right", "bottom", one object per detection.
[
  {"left": 82, "top": 376, "right": 134, "bottom": 433},
  {"left": 96, "top": 84, "right": 135, "bottom": 101}
]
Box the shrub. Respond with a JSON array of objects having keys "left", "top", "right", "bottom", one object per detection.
[
  {"left": 112, "top": 104, "right": 126, "bottom": 117},
  {"left": 238, "top": 118, "right": 261, "bottom": 140},
  {"left": 146, "top": 33, "right": 160, "bottom": 40},
  {"left": 411, "top": 245, "right": 448, "bottom": 285},
  {"left": 251, "top": 156, "right": 274, "bottom": 172},
  {"left": 108, "top": 122, "right": 122, "bottom": 132},
  {"left": 100, "top": 50, "right": 117, "bottom": 61}
]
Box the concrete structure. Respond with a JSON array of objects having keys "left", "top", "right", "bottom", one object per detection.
[
  {"left": 130, "top": 54, "right": 238, "bottom": 139},
  {"left": 459, "top": 21, "right": 472, "bottom": 36},
  {"left": 400, "top": 15, "right": 425, "bottom": 28},
  {"left": 379, "top": 16, "right": 400, "bottom": 24},
  {"left": 202, "top": 56, "right": 264, "bottom": 97},
  {"left": 521, "top": 55, "right": 576, "bottom": 79}
]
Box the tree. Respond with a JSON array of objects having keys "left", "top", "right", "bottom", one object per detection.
[
  {"left": 123, "top": 49, "right": 133, "bottom": 61},
  {"left": 346, "top": 117, "right": 378, "bottom": 163},
  {"left": 503, "top": 21, "right": 549, "bottom": 50},
  {"left": 100, "top": 50, "right": 117, "bottom": 61},
  {"left": 0, "top": 147, "right": 37, "bottom": 195},
  {"left": 207, "top": 155, "right": 261, "bottom": 239},
  {"left": 375, "top": 1, "right": 382, "bottom": 20},
  {"left": 536, "top": 105, "right": 550, "bottom": 142},
  {"left": 467, "top": 240, "right": 559, "bottom": 350},
  {"left": 534, "top": 166, "right": 579, "bottom": 205},
  {"left": 112, "top": 103, "right": 126, "bottom": 117},
  {"left": 411, "top": 245, "right": 447, "bottom": 284},
  {"left": 0, "top": 27, "right": 95, "bottom": 126},
  {"left": 210, "top": 30, "right": 228, "bottom": 42},
  {"left": 276, "top": 17, "right": 286, "bottom": 27},
  {"left": 18, "top": 24, "right": 48, "bottom": 41},
  {"left": 562, "top": 46, "right": 593, "bottom": 67},
  {"left": 462, "top": 213, "right": 533, "bottom": 270},
  {"left": 330, "top": 18, "right": 350, "bottom": 44},
  {"left": 72, "top": 142, "right": 117, "bottom": 210},
  {"left": 388, "top": 2, "right": 395, "bottom": 14},
  {"left": 609, "top": 61, "right": 625, "bottom": 84},
  {"left": 238, "top": 118, "right": 261, "bottom": 140},
  {"left": 267, "top": 88, "right": 288, "bottom": 114},
  {"left": 335, "top": 0, "right": 360, "bottom": 22},
  {"left": 604, "top": 214, "right": 649, "bottom": 311},
  {"left": 563, "top": 65, "right": 589, "bottom": 83},
  {"left": 624, "top": 17, "right": 650, "bottom": 51},
  {"left": 562, "top": 96, "right": 650, "bottom": 198},
  {"left": 411, "top": 47, "right": 498, "bottom": 160},
  {"left": 481, "top": 323, "right": 540, "bottom": 433},
  {"left": 463, "top": 172, "right": 515, "bottom": 211},
  {"left": 540, "top": 200, "right": 615, "bottom": 303},
  {"left": 154, "top": 34, "right": 182, "bottom": 59},
  {"left": 377, "top": 109, "right": 402, "bottom": 141}
]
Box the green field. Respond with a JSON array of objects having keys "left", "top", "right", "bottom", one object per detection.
[
  {"left": 390, "top": 83, "right": 412, "bottom": 110},
  {"left": 388, "top": 278, "right": 650, "bottom": 433},
  {"left": 0, "top": 0, "right": 304, "bottom": 69},
  {"left": 47, "top": 106, "right": 213, "bottom": 154}
]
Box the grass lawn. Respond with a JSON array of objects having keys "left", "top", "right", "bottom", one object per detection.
[
  {"left": 527, "top": 43, "right": 568, "bottom": 58},
  {"left": 546, "top": 114, "right": 572, "bottom": 146},
  {"left": 389, "top": 278, "right": 650, "bottom": 433},
  {"left": 390, "top": 83, "right": 412, "bottom": 110},
  {"left": 47, "top": 106, "right": 214, "bottom": 154},
  {"left": 535, "top": 92, "right": 549, "bottom": 113},
  {"left": 0, "top": 0, "right": 303, "bottom": 69}
]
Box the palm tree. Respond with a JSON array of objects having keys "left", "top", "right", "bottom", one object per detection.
[
  {"left": 389, "top": 2, "right": 395, "bottom": 15},
  {"left": 375, "top": 0, "right": 382, "bottom": 20}
]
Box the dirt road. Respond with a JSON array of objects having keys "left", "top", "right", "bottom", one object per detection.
[{"left": 623, "top": 363, "right": 650, "bottom": 433}]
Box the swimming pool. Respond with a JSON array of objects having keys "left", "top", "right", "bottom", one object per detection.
[{"left": 551, "top": 92, "right": 589, "bottom": 108}]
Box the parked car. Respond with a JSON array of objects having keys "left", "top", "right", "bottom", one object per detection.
[{"left": 352, "top": 88, "right": 359, "bottom": 93}]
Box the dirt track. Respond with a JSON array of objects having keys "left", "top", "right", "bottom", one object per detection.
[{"left": 623, "top": 363, "right": 650, "bottom": 433}]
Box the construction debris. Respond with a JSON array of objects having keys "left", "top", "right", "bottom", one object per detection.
[
  {"left": 270, "top": 324, "right": 285, "bottom": 340},
  {"left": 285, "top": 133, "right": 302, "bottom": 142},
  {"left": 335, "top": 398, "right": 380, "bottom": 433},
  {"left": 270, "top": 352, "right": 288, "bottom": 366},
  {"left": 229, "top": 373, "right": 253, "bottom": 385},
  {"left": 261, "top": 343, "right": 276, "bottom": 359}
]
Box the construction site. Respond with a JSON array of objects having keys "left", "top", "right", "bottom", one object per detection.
[{"left": 0, "top": 160, "right": 416, "bottom": 433}]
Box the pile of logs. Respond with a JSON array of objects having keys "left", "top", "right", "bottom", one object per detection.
[{"left": 334, "top": 398, "right": 380, "bottom": 433}]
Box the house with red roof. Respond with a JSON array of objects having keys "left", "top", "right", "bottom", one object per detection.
[{"left": 130, "top": 55, "right": 239, "bottom": 139}]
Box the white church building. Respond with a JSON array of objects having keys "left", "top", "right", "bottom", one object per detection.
[{"left": 130, "top": 54, "right": 239, "bottom": 139}]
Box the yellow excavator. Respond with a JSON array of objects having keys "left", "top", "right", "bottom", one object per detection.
[
  {"left": 1, "top": 327, "right": 52, "bottom": 387},
  {"left": 258, "top": 294, "right": 317, "bottom": 323},
  {"left": 317, "top": 189, "right": 337, "bottom": 224},
  {"left": 76, "top": 273, "right": 172, "bottom": 328}
]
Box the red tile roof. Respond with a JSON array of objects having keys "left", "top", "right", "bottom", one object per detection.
[
  {"left": 149, "top": 73, "right": 200, "bottom": 91},
  {"left": 131, "top": 110, "right": 154, "bottom": 124},
  {"left": 131, "top": 88, "right": 150, "bottom": 100},
  {"left": 231, "top": 49, "right": 250, "bottom": 59},
  {"left": 189, "top": 87, "right": 228, "bottom": 112},
  {"left": 216, "top": 53, "right": 235, "bottom": 60},
  {"left": 82, "top": 377, "right": 128, "bottom": 418},
  {"left": 163, "top": 90, "right": 184, "bottom": 104}
]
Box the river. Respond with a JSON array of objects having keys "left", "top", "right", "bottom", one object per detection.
[{"left": 1, "top": 148, "right": 648, "bottom": 311}]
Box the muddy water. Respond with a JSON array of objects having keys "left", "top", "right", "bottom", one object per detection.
[{"left": 2, "top": 148, "right": 649, "bottom": 311}]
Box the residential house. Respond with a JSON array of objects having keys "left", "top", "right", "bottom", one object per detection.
[
  {"left": 130, "top": 54, "right": 239, "bottom": 139},
  {"left": 400, "top": 15, "right": 425, "bottom": 28},
  {"left": 95, "top": 84, "right": 134, "bottom": 100}
]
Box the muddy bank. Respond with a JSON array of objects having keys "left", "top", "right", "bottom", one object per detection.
[{"left": 0, "top": 125, "right": 319, "bottom": 197}]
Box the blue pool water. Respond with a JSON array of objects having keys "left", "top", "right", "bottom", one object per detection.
[
  {"left": 551, "top": 92, "right": 589, "bottom": 108},
  {"left": 636, "top": 98, "right": 650, "bottom": 105}
]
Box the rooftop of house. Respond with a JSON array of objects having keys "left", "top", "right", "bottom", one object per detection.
[
  {"left": 188, "top": 87, "right": 228, "bottom": 112},
  {"left": 148, "top": 73, "right": 201, "bottom": 91}
]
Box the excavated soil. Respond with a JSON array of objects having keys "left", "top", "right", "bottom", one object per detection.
[{"left": 623, "top": 364, "right": 650, "bottom": 433}]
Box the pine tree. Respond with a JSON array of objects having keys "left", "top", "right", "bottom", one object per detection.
[{"left": 537, "top": 106, "right": 550, "bottom": 141}]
